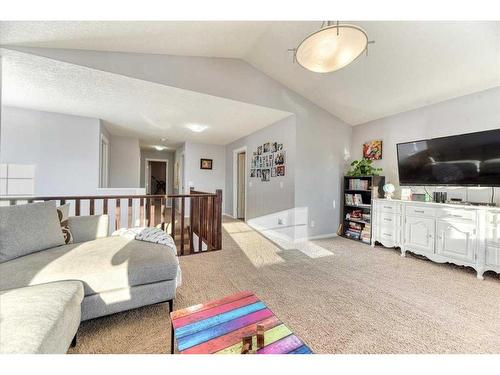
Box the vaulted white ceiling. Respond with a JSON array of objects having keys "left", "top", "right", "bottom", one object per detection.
[{"left": 1, "top": 21, "right": 499, "bottom": 126}]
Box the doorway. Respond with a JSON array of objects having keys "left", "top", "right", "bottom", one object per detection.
[
  {"left": 233, "top": 147, "right": 247, "bottom": 220},
  {"left": 145, "top": 159, "right": 168, "bottom": 195}
]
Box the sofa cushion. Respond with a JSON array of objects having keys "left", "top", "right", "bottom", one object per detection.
[
  {"left": 0, "top": 236, "right": 179, "bottom": 296},
  {"left": 0, "top": 281, "right": 84, "bottom": 354},
  {"left": 0, "top": 201, "right": 65, "bottom": 263},
  {"left": 67, "top": 215, "right": 109, "bottom": 243}
]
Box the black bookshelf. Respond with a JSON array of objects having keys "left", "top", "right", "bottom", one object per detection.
[{"left": 341, "top": 175, "right": 385, "bottom": 244}]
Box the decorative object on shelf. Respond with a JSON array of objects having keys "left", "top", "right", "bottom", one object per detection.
[
  {"left": 200, "top": 158, "right": 213, "bottom": 170},
  {"left": 383, "top": 183, "right": 395, "bottom": 199},
  {"left": 401, "top": 187, "right": 412, "bottom": 201},
  {"left": 346, "top": 159, "right": 382, "bottom": 176},
  {"left": 363, "top": 140, "right": 383, "bottom": 160},
  {"left": 288, "top": 21, "right": 374, "bottom": 73}
]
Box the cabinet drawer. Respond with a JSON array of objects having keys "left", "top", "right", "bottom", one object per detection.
[
  {"left": 487, "top": 211, "right": 500, "bottom": 225},
  {"left": 406, "top": 205, "right": 436, "bottom": 217},
  {"left": 485, "top": 244, "right": 500, "bottom": 267},
  {"left": 378, "top": 201, "right": 401, "bottom": 214},
  {"left": 380, "top": 229, "right": 397, "bottom": 242},
  {"left": 437, "top": 208, "right": 476, "bottom": 222},
  {"left": 380, "top": 212, "right": 400, "bottom": 226}
]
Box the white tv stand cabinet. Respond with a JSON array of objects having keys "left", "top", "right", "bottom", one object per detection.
[{"left": 372, "top": 198, "right": 500, "bottom": 280}]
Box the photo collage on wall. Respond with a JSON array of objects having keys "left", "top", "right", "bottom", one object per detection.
[{"left": 250, "top": 141, "right": 285, "bottom": 182}]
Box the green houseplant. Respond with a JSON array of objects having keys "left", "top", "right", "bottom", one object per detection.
[{"left": 346, "top": 159, "right": 383, "bottom": 176}]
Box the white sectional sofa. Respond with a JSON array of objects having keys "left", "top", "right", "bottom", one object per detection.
[{"left": 0, "top": 201, "right": 180, "bottom": 354}]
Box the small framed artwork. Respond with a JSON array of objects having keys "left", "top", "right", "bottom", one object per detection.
[
  {"left": 200, "top": 158, "right": 213, "bottom": 170},
  {"left": 262, "top": 168, "right": 270, "bottom": 182},
  {"left": 271, "top": 167, "right": 276, "bottom": 177},
  {"left": 263, "top": 142, "right": 270, "bottom": 153},
  {"left": 276, "top": 165, "right": 285, "bottom": 176},
  {"left": 363, "top": 140, "right": 383, "bottom": 160},
  {"left": 274, "top": 151, "right": 285, "bottom": 166},
  {"left": 250, "top": 169, "right": 256, "bottom": 178},
  {"left": 271, "top": 142, "right": 278, "bottom": 153},
  {"left": 257, "top": 146, "right": 262, "bottom": 155}
]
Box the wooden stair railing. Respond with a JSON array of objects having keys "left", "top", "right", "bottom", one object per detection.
[{"left": 0, "top": 187, "right": 223, "bottom": 256}]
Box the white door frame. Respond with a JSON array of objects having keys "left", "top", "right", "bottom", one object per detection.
[
  {"left": 232, "top": 146, "right": 247, "bottom": 220},
  {"left": 145, "top": 158, "right": 169, "bottom": 196},
  {"left": 99, "top": 134, "right": 109, "bottom": 188}
]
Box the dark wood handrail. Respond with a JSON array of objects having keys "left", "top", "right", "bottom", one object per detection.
[
  {"left": 0, "top": 193, "right": 215, "bottom": 201},
  {"left": 1, "top": 187, "right": 223, "bottom": 255}
]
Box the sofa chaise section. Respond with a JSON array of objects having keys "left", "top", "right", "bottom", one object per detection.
[
  {"left": 0, "top": 235, "right": 180, "bottom": 321},
  {"left": 0, "top": 281, "right": 84, "bottom": 354}
]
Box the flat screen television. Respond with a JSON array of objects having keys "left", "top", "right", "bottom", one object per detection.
[{"left": 397, "top": 129, "right": 500, "bottom": 186}]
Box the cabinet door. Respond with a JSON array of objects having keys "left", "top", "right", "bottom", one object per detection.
[
  {"left": 404, "top": 216, "right": 435, "bottom": 253},
  {"left": 436, "top": 220, "right": 476, "bottom": 263}
]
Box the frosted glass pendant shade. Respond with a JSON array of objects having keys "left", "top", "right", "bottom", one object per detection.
[{"left": 296, "top": 25, "right": 368, "bottom": 73}]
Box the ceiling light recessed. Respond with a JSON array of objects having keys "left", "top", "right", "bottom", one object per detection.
[
  {"left": 186, "top": 124, "right": 209, "bottom": 133},
  {"left": 154, "top": 145, "right": 167, "bottom": 151},
  {"left": 290, "top": 21, "right": 373, "bottom": 73}
]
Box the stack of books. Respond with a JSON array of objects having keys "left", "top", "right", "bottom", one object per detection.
[
  {"left": 344, "top": 222, "right": 363, "bottom": 240},
  {"left": 345, "top": 194, "right": 364, "bottom": 206},
  {"left": 360, "top": 224, "right": 371, "bottom": 244},
  {"left": 348, "top": 179, "right": 370, "bottom": 190}
]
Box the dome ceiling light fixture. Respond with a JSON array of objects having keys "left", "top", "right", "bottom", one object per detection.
[{"left": 289, "top": 21, "right": 375, "bottom": 73}]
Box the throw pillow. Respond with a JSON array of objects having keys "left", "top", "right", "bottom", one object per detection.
[
  {"left": 57, "top": 207, "right": 74, "bottom": 245},
  {"left": 0, "top": 201, "right": 66, "bottom": 263}
]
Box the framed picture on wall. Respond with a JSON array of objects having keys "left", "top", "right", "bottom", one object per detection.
[
  {"left": 200, "top": 158, "right": 213, "bottom": 170},
  {"left": 276, "top": 165, "right": 285, "bottom": 176},
  {"left": 363, "top": 140, "right": 383, "bottom": 160}
]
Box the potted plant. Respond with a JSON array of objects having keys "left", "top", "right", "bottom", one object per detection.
[{"left": 346, "top": 159, "right": 383, "bottom": 176}]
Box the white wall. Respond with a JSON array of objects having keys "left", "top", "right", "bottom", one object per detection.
[
  {"left": 108, "top": 135, "right": 140, "bottom": 188},
  {"left": 351, "top": 87, "right": 500, "bottom": 204},
  {"left": 184, "top": 141, "right": 225, "bottom": 195},
  {"left": 0, "top": 106, "right": 101, "bottom": 195}
]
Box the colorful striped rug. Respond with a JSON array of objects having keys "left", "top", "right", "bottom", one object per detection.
[{"left": 171, "top": 291, "right": 312, "bottom": 354}]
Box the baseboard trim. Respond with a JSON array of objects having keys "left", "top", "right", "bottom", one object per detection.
[
  {"left": 223, "top": 213, "right": 235, "bottom": 219},
  {"left": 306, "top": 233, "right": 338, "bottom": 241}
]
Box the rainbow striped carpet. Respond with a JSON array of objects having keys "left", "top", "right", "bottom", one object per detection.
[{"left": 171, "top": 291, "right": 312, "bottom": 354}]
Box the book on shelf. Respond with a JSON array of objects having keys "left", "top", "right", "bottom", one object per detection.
[
  {"left": 360, "top": 224, "right": 371, "bottom": 244},
  {"left": 344, "top": 230, "right": 361, "bottom": 240},
  {"left": 347, "top": 178, "right": 370, "bottom": 190},
  {"left": 345, "top": 194, "right": 364, "bottom": 206}
]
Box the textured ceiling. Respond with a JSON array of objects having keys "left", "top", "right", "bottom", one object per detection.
[
  {"left": 1, "top": 21, "right": 499, "bottom": 125},
  {"left": 1, "top": 50, "right": 291, "bottom": 146}
]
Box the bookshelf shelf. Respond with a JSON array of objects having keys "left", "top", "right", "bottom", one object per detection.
[{"left": 341, "top": 175, "right": 385, "bottom": 244}]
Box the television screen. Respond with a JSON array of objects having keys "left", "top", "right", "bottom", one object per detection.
[{"left": 397, "top": 129, "right": 500, "bottom": 186}]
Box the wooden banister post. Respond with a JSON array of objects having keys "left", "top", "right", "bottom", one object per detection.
[{"left": 215, "top": 189, "right": 223, "bottom": 250}]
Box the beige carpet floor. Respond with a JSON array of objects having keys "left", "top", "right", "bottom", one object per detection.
[{"left": 69, "top": 218, "right": 500, "bottom": 354}]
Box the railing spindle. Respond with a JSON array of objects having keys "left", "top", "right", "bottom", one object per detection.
[
  {"left": 115, "top": 199, "right": 121, "bottom": 230},
  {"left": 171, "top": 197, "right": 176, "bottom": 238},
  {"left": 180, "top": 197, "right": 185, "bottom": 255},
  {"left": 90, "top": 199, "right": 95, "bottom": 215},
  {"left": 140, "top": 198, "right": 145, "bottom": 226},
  {"left": 161, "top": 197, "right": 166, "bottom": 231},
  {"left": 198, "top": 197, "right": 202, "bottom": 251},
  {"left": 103, "top": 198, "right": 108, "bottom": 214},
  {"left": 75, "top": 199, "right": 81, "bottom": 216},
  {"left": 128, "top": 198, "right": 133, "bottom": 228},
  {"left": 150, "top": 198, "right": 155, "bottom": 227}
]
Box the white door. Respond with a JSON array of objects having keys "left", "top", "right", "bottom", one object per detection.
[
  {"left": 436, "top": 220, "right": 476, "bottom": 263},
  {"left": 404, "top": 216, "right": 435, "bottom": 254}
]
